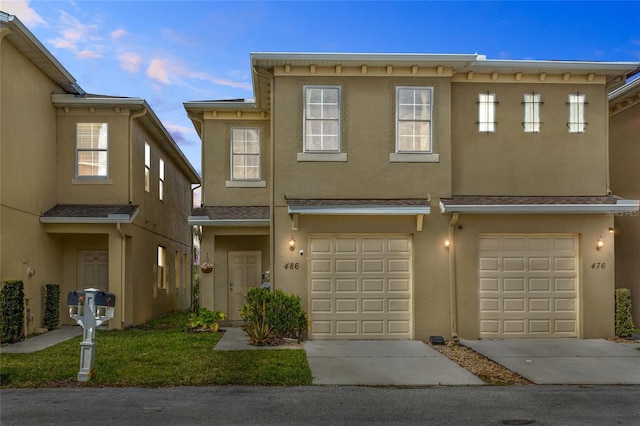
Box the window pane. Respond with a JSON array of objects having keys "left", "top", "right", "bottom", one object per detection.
[
  {"left": 145, "top": 143, "right": 151, "bottom": 167},
  {"left": 77, "top": 123, "right": 108, "bottom": 149},
  {"left": 231, "top": 128, "right": 261, "bottom": 179},
  {"left": 304, "top": 87, "right": 340, "bottom": 152},
  {"left": 77, "top": 151, "right": 107, "bottom": 176}
]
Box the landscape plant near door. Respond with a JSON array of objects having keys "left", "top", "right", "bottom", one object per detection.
[
  {"left": 44, "top": 284, "right": 61, "bottom": 331},
  {"left": 240, "top": 288, "right": 309, "bottom": 345},
  {"left": 615, "top": 288, "right": 635, "bottom": 337},
  {"left": 0, "top": 280, "right": 25, "bottom": 344}
]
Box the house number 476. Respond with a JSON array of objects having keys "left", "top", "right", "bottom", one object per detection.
[{"left": 591, "top": 262, "right": 606, "bottom": 270}]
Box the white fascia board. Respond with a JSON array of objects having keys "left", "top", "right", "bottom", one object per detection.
[
  {"left": 40, "top": 216, "right": 135, "bottom": 224},
  {"left": 51, "top": 94, "right": 146, "bottom": 107},
  {"left": 474, "top": 59, "right": 640, "bottom": 73},
  {"left": 439, "top": 200, "right": 640, "bottom": 214},
  {"left": 184, "top": 100, "right": 258, "bottom": 110},
  {"left": 288, "top": 206, "right": 431, "bottom": 215},
  {"left": 188, "top": 216, "right": 270, "bottom": 227}
]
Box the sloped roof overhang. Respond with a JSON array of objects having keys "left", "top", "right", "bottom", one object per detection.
[
  {"left": 40, "top": 204, "right": 139, "bottom": 224},
  {"left": 286, "top": 198, "right": 431, "bottom": 215},
  {"left": 439, "top": 196, "right": 639, "bottom": 214},
  {"left": 188, "top": 206, "right": 270, "bottom": 227}
]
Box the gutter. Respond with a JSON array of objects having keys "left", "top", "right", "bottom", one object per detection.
[
  {"left": 439, "top": 200, "right": 639, "bottom": 214},
  {"left": 187, "top": 217, "right": 270, "bottom": 227},
  {"left": 288, "top": 206, "right": 431, "bottom": 215}
]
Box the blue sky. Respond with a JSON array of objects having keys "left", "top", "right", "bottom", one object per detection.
[{"left": 4, "top": 0, "right": 640, "bottom": 173}]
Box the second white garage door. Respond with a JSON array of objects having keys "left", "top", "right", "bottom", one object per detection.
[
  {"left": 308, "top": 235, "right": 413, "bottom": 339},
  {"left": 478, "top": 234, "right": 579, "bottom": 338}
]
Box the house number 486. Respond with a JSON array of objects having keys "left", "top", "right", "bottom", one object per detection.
[
  {"left": 591, "top": 262, "right": 606, "bottom": 270},
  {"left": 284, "top": 263, "right": 300, "bottom": 270}
]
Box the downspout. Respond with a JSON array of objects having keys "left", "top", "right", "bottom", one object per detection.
[
  {"left": 448, "top": 213, "right": 459, "bottom": 341},
  {"left": 116, "top": 223, "right": 126, "bottom": 328},
  {"left": 188, "top": 113, "right": 205, "bottom": 207},
  {"left": 269, "top": 74, "right": 275, "bottom": 289},
  {"left": 129, "top": 108, "right": 148, "bottom": 203}
]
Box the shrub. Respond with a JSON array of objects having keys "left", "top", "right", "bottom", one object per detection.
[
  {"left": 190, "top": 269, "right": 200, "bottom": 314},
  {"left": 1, "top": 280, "right": 25, "bottom": 343},
  {"left": 187, "top": 308, "right": 225, "bottom": 332},
  {"left": 240, "top": 287, "right": 309, "bottom": 345},
  {"left": 43, "top": 284, "right": 60, "bottom": 331},
  {"left": 615, "top": 288, "right": 635, "bottom": 338}
]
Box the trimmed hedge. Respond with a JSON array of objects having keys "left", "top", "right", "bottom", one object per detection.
[
  {"left": 1, "top": 280, "right": 25, "bottom": 343},
  {"left": 44, "top": 284, "right": 61, "bottom": 331},
  {"left": 615, "top": 288, "right": 635, "bottom": 338}
]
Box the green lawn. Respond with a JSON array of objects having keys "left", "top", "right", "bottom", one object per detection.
[{"left": 0, "top": 311, "right": 312, "bottom": 388}]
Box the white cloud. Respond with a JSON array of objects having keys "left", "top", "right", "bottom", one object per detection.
[
  {"left": 111, "top": 28, "right": 127, "bottom": 39},
  {"left": 146, "top": 56, "right": 252, "bottom": 90},
  {"left": 48, "top": 11, "right": 102, "bottom": 59},
  {"left": 2, "top": 0, "right": 46, "bottom": 26},
  {"left": 118, "top": 52, "right": 143, "bottom": 73}
]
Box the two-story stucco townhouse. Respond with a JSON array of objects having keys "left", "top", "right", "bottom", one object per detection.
[
  {"left": 1, "top": 12, "right": 200, "bottom": 333},
  {"left": 609, "top": 77, "right": 640, "bottom": 327},
  {"left": 186, "top": 52, "right": 640, "bottom": 341}
]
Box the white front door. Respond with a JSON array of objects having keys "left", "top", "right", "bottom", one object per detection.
[
  {"left": 78, "top": 250, "right": 109, "bottom": 291},
  {"left": 227, "top": 251, "right": 262, "bottom": 321}
]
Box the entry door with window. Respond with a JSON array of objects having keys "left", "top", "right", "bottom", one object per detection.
[
  {"left": 228, "top": 251, "right": 262, "bottom": 321},
  {"left": 78, "top": 250, "right": 109, "bottom": 291}
]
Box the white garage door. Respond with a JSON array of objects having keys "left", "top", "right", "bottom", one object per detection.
[
  {"left": 478, "top": 234, "right": 578, "bottom": 338},
  {"left": 308, "top": 235, "right": 412, "bottom": 339}
]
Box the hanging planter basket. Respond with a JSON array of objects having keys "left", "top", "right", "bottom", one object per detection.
[{"left": 200, "top": 262, "right": 214, "bottom": 274}]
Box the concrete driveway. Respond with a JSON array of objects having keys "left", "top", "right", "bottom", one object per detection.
[
  {"left": 304, "top": 340, "right": 484, "bottom": 386},
  {"left": 462, "top": 338, "right": 640, "bottom": 385}
]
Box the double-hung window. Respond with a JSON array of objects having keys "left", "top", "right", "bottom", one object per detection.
[
  {"left": 144, "top": 143, "right": 151, "bottom": 192},
  {"left": 396, "top": 87, "right": 432, "bottom": 153},
  {"left": 304, "top": 86, "right": 340, "bottom": 152},
  {"left": 76, "top": 123, "right": 108, "bottom": 177},
  {"left": 523, "top": 93, "right": 542, "bottom": 133},
  {"left": 159, "top": 159, "right": 165, "bottom": 201},
  {"left": 231, "top": 128, "right": 261, "bottom": 180},
  {"left": 478, "top": 93, "right": 497, "bottom": 132},
  {"left": 568, "top": 93, "right": 586, "bottom": 133}
]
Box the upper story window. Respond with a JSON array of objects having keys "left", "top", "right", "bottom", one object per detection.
[
  {"left": 159, "top": 158, "right": 165, "bottom": 201},
  {"left": 304, "top": 86, "right": 341, "bottom": 152},
  {"left": 478, "top": 93, "right": 497, "bottom": 133},
  {"left": 76, "top": 123, "right": 108, "bottom": 177},
  {"left": 157, "top": 246, "right": 166, "bottom": 289},
  {"left": 231, "top": 127, "right": 261, "bottom": 180},
  {"left": 567, "top": 93, "right": 587, "bottom": 133},
  {"left": 396, "top": 87, "right": 432, "bottom": 153},
  {"left": 523, "top": 93, "right": 542, "bottom": 133},
  {"left": 144, "top": 143, "right": 151, "bottom": 192}
]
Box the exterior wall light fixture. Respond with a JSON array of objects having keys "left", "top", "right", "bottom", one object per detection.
[
  {"left": 609, "top": 227, "right": 615, "bottom": 234},
  {"left": 289, "top": 236, "right": 296, "bottom": 251},
  {"left": 444, "top": 238, "right": 451, "bottom": 251},
  {"left": 596, "top": 237, "right": 604, "bottom": 251}
]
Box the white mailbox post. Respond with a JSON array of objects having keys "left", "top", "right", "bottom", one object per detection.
[{"left": 67, "top": 289, "right": 115, "bottom": 382}]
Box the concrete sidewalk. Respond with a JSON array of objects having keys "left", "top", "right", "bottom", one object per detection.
[
  {"left": 214, "top": 327, "right": 303, "bottom": 350},
  {"left": 0, "top": 325, "right": 83, "bottom": 354},
  {"left": 462, "top": 338, "right": 640, "bottom": 385}
]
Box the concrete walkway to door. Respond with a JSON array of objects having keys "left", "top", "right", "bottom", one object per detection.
[{"left": 462, "top": 338, "right": 640, "bottom": 385}]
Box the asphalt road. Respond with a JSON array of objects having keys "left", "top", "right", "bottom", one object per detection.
[{"left": 2, "top": 385, "right": 639, "bottom": 425}]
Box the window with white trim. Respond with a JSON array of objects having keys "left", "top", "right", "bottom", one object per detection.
[
  {"left": 567, "top": 93, "right": 587, "bottom": 133},
  {"left": 523, "top": 93, "right": 542, "bottom": 133},
  {"left": 157, "top": 246, "right": 166, "bottom": 289},
  {"left": 159, "top": 158, "right": 165, "bottom": 201},
  {"left": 478, "top": 93, "right": 497, "bottom": 132},
  {"left": 231, "top": 127, "right": 261, "bottom": 180},
  {"left": 76, "top": 123, "right": 108, "bottom": 177},
  {"left": 144, "top": 143, "right": 150, "bottom": 192},
  {"left": 396, "top": 87, "right": 432, "bottom": 153},
  {"left": 304, "top": 86, "right": 340, "bottom": 152}
]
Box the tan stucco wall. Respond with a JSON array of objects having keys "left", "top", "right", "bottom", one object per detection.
[
  {"left": 201, "top": 119, "right": 270, "bottom": 207},
  {"left": 272, "top": 76, "right": 453, "bottom": 201},
  {"left": 453, "top": 214, "right": 616, "bottom": 339},
  {"left": 452, "top": 83, "right": 609, "bottom": 196},
  {"left": 1, "top": 37, "right": 66, "bottom": 333},
  {"left": 610, "top": 102, "right": 640, "bottom": 325}
]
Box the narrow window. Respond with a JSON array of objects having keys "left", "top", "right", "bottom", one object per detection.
[
  {"left": 396, "top": 87, "right": 432, "bottom": 153},
  {"left": 175, "top": 251, "right": 180, "bottom": 289},
  {"left": 159, "top": 158, "right": 165, "bottom": 200},
  {"left": 144, "top": 143, "right": 150, "bottom": 192},
  {"left": 523, "top": 93, "right": 542, "bottom": 133},
  {"left": 76, "top": 123, "right": 108, "bottom": 177},
  {"left": 304, "top": 86, "right": 340, "bottom": 152},
  {"left": 157, "top": 246, "right": 166, "bottom": 289},
  {"left": 478, "top": 93, "right": 497, "bottom": 132},
  {"left": 231, "top": 128, "right": 261, "bottom": 180},
  {"left": 568, "top": 93, "right": 587, "bottom": 133},
  {"left": 183, "top": 253, "right": 188, "bottom": 288}
]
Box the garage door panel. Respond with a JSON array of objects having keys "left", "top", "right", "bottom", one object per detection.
[
  {"left": 309, "top": 235, "right": 412, "bottom": 339},
  {"left": 479, "top": 234, "right": 578, "bottom": 338}
]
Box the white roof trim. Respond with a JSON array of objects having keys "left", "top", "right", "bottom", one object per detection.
[
  {"left": 288, "top": 206, "right": 431, "bottom": 215},
  {"left": 439, "top": 200, "right": 639, "bottom": 214},
  {"left": 188, "top": 216, "right": 270, "bottom": 227}
]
